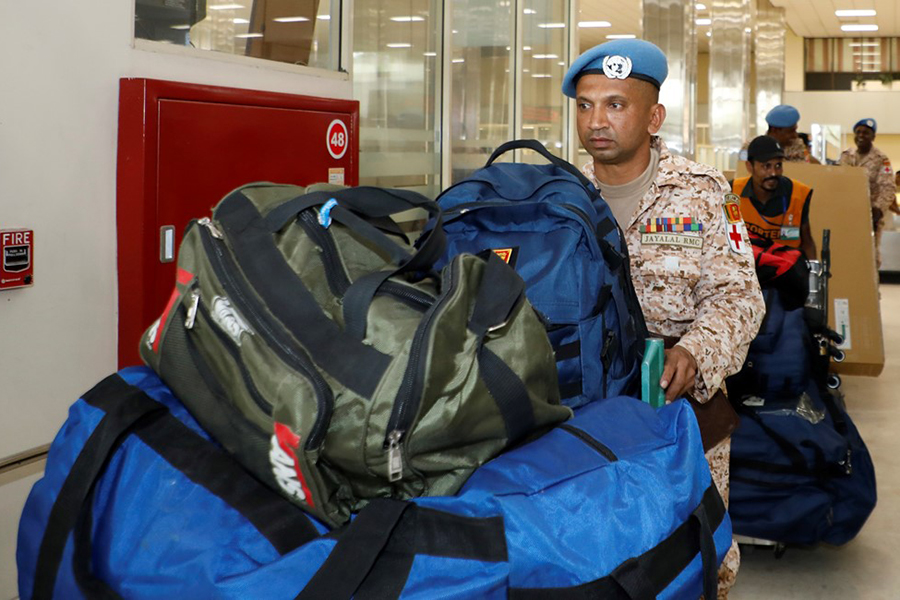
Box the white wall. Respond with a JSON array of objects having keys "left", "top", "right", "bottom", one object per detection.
[
  {"left": 784, "top": 91, "right": 900, "bottom": 135},
  {"left": 0, "top": 3, "right": 349, "bottom": 596}
]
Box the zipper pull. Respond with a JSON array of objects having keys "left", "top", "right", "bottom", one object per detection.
[
  {"left": 184, "top": 289, "right": 201, "bottom": 329},
  {"left": 198, "top": 217, "right": 224, "bottom": 239},
  {"left": 387, "top": 430, "right": 404, "bottom": 482}
]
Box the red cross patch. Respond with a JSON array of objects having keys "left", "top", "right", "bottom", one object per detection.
[{"left": 727, "top": 223, "right": 748, "bottom": 255}]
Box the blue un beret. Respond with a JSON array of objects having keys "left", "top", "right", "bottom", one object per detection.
[
  {"left": 562, "top": 39, "right": 668, "bottom": 98},
  {"left": 853, "top": 118, "right": 877, "bottom": 133},
  {"left": 765, "top": 105, "right": 800, "bottom": 128}
]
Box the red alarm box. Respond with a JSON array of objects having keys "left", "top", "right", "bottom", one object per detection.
[{"left": 0, "top": 229, "right": 34, "bottom": 290}]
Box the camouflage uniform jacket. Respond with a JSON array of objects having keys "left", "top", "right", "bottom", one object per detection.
[
  {"left": 583, "top": 137, "right": 765, "bottom": 402},
  {"left": 838, "top": 145, "right": 896, "bottom": 214}
]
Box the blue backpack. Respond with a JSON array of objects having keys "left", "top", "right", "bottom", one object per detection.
[
  {"left": 18, "top": 367, "right": 729, "bottom": 599},
  {"left": 729, "top": 381, "right": 877, "bottom": 547},
  {"left": 434, "top": 140, "right": 647, "bottom": 408}
]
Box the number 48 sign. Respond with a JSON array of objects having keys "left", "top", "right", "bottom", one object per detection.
[{"left": 327, "top": 119, "right": 349, "bottom": 160}]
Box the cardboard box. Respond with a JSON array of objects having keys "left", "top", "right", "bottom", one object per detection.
[{"left": 737, "top": 162, "right": 884, "bottom": 376}]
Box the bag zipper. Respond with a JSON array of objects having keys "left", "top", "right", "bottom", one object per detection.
[
  {"left": 197, "top": 218, "right": 334, "bottom": 450},
  {"left": 299, "top": 208, "right": 435, "bottom": 310},
  {"left": 383, "top": 257, "right": 460, "bottom": 481},
  {"left": 187, "top": 288, "right": 273, "bottom": 418},
  {"left": 559, "top": 424, "right": 618, "bottom": 462},
  {"left": 298, "top": 210, "right": 351, "bottom": 296}
]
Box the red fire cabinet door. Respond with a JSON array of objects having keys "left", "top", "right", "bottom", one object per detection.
[{"left": 117, "top": 78, "right": 359, "bottom": 367}]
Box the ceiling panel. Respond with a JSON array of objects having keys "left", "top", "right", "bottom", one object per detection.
[
  {"left": 770, "top": 0, "right": 899, "bottom": 38},
  {"left": 577, "top": 0, "right": 899, "bottom": 51}
]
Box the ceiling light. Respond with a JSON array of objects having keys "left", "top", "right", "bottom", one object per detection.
[
  {"left": 209, "top": 4, "right": 244, "bottom": 10},
  {"left": 532, "top": 54, "right": 559, "bottom": 59},
  {"left": 696, "top": 18, "right": 711, "bottom": 25},
  {"left": 850, "top": 42, "right": 879, "bottom": 47},
  {"left": 539, "top": 22, "right": 566, "bottom": 28},
  {"left": 706, "top": 31, "right": 712, "bottom": 37},
  {"left": 745, "top": 27, "right": 752, "bottom": 33},
  {"left": 274, "top": 16, "right": 310, "bottom": 22},
  {"left": 578, "top": 21, "right": 611, "bottom": 28},
  {"left": 841, "top": 24, "right": 879, "bottom": 31},
  {"left": 452, "top": 30, "right": 459, "bottom": 34},
  {"left": 558, "top": 61, "right": 566, "bottom": 65},
  {"left": 606, "top": 34, "right": 637, "bottom": 40},
  {"left": 386, "top": 43, "right": 412, "bottom": 48},
  {"left": 532, "top": 74, "right": 553, "bottom": 78},
  {"left": 317, "top": 15, "right": 330, "bottom": 20},
  {"left": 233, "top": 18, "right": 249, "bottom": 24},
  {"left": 696, "top": 3, "right": 707, "bottom": 10},
  {"left": 391, "top": 16, "right": 424, "bottom": 22},
  {"left": 424, "top": 52, "right": 437, "bottom": 57},
  {"left": 452, "top": 58, "right": 465, "bottom": 63},
  {"left": 524, "top": 46, "right": 532, "bottom": 50},
  {"left": 170, "top": 24, "right": 191, "bottom": 30},
  {"left": 236, "top": 33, "right": 263, "bottom": 38},
  {"left": 835, "top": 9, "right": 877, "bottom": 17},
  {"left": 524, "top": 8, "right": 537, "bottom": 15}
]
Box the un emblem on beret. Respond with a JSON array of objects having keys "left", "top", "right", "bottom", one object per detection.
[
  {"left": 602, "top": 55, "right": 633, "bottom": 80},
  {"left": 867, "top": 119, "right": 875, "bottom": 128}
]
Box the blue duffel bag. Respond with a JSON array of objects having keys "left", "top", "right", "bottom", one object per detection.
[
  {"left": 729, "top": 382, "right": 877, "bottom": 546},
  {"left": 434, "top": 139, "right": 648, "bottom": 408},
  {"left": 18, "top": 367, "right": 730, "bottom": 599}
]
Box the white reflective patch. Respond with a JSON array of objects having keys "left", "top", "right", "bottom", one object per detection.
[
  {"left": 146, "top": 318, "right": 160, "bottom": 350},
  {"left": 602, "top": 55, "right": 632, "bottom": 80},
  {"left": 211, "top": 296, "right": 253, "bottom": 345}
]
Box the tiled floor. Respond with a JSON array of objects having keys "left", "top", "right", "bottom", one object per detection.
[{"left": 731, "top": 283, "right": 900, "bottom": 600}]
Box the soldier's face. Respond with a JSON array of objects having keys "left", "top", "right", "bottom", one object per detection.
[
  {"left": 854, "top": 126, "right": 875, "bottom": 153},
  {"left": 749, "top": 159, "right": 783, "bottom": 192},
  {"left": 768, "top": 125, "right": 797, "bottom": 147},
  {"left": 575, "top": 75, "right": 665, "bottom": 166}
]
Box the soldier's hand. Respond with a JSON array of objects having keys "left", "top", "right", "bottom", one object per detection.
[
  {"left": 660, "top": 346, "right": 697, "bottom": 404},
  {"left": 890, "top": 202, "right": 900, "bottom": 216}
]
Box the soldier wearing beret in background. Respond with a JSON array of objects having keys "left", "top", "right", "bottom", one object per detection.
[
  {"left": 839, "top": 118, "right": 897, "bottom": 269},
  {"left": 740, "top": 104, "right": 820, "bottom": 164},
  {"left": 563, "top": 38, "right": 765, "bottom": 598}
]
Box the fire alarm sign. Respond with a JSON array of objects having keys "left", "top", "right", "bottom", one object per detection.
[{"left": 1, "top": 229, "right": 34, "bottom": 290}]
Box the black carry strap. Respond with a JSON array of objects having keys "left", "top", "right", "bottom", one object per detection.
[
  {"left": 295, "top": 499, "right": 410, "bottom": 600},
  {"left": 34, "top": 374, "right": 321, "bottom": 599},
  {"left": 509, "top": 483, "right": 725, "bottom": 600},
  {"left": 467, "top": 251, "right": 537, "bottom": 443},
  {"left": 733, "top": 406, "right": 814, "bottom": 475},
  {"left": 486, "top": 139, "right": 596, "bottom": 191},
  {"left": 31, "top": 375, "right": 166, "bottom": 600},
  {"left": 260, "top": 186, "right": 446, "bottom": 343},
  {"left": 215, "top": 191, "right": 393, "bottom": 398},
  {"left": 265, "top": 187, "right": 447, "bottom": 284},
  {"left": 353, "top": 506, "right": 508, "bottom": 600}
]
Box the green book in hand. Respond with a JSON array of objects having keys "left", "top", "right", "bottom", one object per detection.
[{"left": 642, "top": 338, "right": 666, "bottom": 408}]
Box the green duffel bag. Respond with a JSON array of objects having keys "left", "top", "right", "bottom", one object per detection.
[{"left": 140, "top": 183, "right": 571, "bottom": 526}]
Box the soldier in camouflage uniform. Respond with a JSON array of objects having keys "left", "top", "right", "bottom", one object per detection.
[
  {"left": 839, "top": 118, "right": 897, "bottom": 268},
  {"left": 563, "top": 39, "right": 765, "bottom": 599},
  {"left": 739, "top": 105, "right": 820, "bottom": 164}
]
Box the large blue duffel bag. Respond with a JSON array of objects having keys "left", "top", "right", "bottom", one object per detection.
[
  {"left": 729, "top": 382, "right": 876, "bottom": 546},
  {"left": 18, "top": 367, "right": 730, "bottom": 599}
]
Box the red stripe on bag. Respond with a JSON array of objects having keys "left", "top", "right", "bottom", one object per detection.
[
  {"left": 274, "top": 422, "right": 316, "bottom": 509},
  {"left": 153, "top": 268, "right": 194, "bottom": 353}
]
